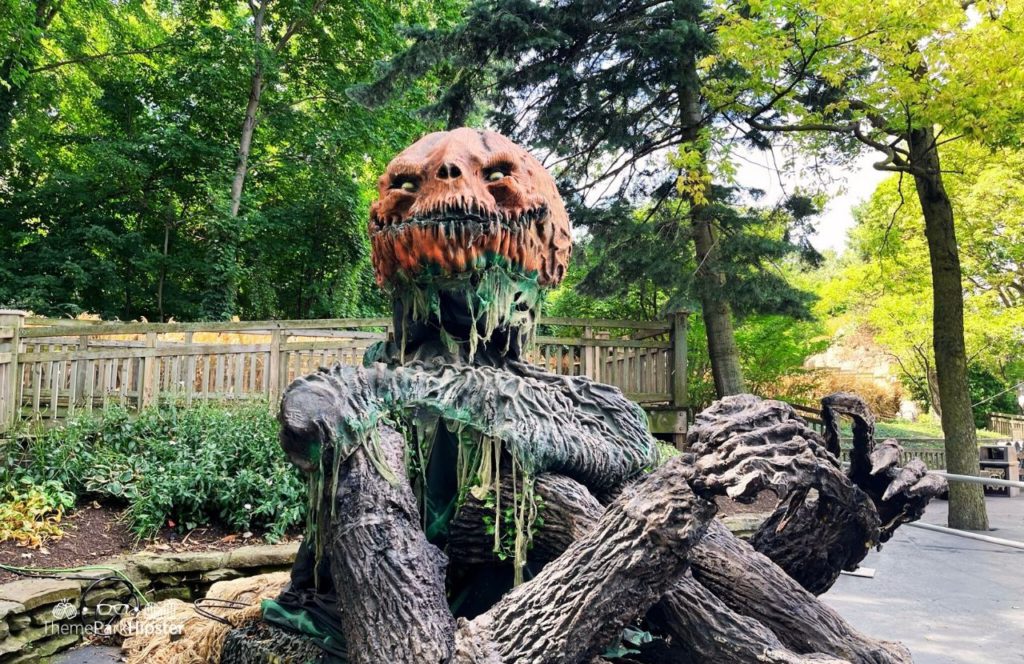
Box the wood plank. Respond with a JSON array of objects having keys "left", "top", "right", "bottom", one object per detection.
[
  {"left": 50, "top": 361, "right": 61, "bottom": 420},
  {"left": 120, "top": 358, "right": 129, "bottom": 406},
  {"left": 234, "top": 353, "right": 245, "bottom": 398},
  {"left": 84, "top": 360, "right": 94, "bottom": 413},
  {"left": 538, "top": 316, "right": 671, "bottom": 330},
  {"left": 23, "top": 317, "right": 393, "bottom": 338},
  {"left": 535, "top": 336, "right": 670, "bottom": 349},
  {"left": 20, "top": 344, "right": 275, "bottom": 362},
  {"left": 215, "top": 355, "right": 225, "bottom": 397},
  {"left": 67, "top": 360, "right": 78, "bottom": 417},
  {"left": 185, "top": 332, "right": 196, "bottom": 407}
]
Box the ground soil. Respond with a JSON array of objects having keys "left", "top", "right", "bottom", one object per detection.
[
  {"left": 0, "top": 502, "right": 300, "bottom": 584},
  {"left": 2, "top": 489, "right": 778, "bottom": 586},
  {"left": 715, "top": 490, "right": 779, "bottom": 516}
]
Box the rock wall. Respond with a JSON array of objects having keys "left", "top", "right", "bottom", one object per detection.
[{"left": 0, "top": 543, "right": 298, "bottom": 663}]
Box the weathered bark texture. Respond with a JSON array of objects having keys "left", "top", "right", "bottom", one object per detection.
[
  {"left": 449, "top": 465, "right": 902, "bottom": 664},
  {"left": 688, "top": 394, "right": 944, "bottom": 595},
  {"left": 656, "top": 573, "right": 847, "bottom": 664},
  {"left": 690, "top": 521, "right": 911, "bottom": 664},
  {"left": 908, "top": 126, "right": 989, "bottom": 531},
  {"left": 454, "top": 457, "right": 714, "bottom": 663},
  {"left": 822, "top": 392, "right": 946, "bottom": 542},
  {"left": 279, "top": 360, "right": 657, "bottom": 493},
  {"left": 448, "top": 472, "right": 605, "bottom": 564},
  {"left": 329, "top": 425, "right": 455, "bottom": 663}
]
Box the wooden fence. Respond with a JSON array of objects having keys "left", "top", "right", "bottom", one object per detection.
[
  {"left": 990, "top": 412, "right": 1024, "bottom": 440},
  {"left": 0, "top": 311, "right": 689, "bottom": 440}
]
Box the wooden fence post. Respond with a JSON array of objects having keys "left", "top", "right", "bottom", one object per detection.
[
  {"left": 268, "top": 329, "right": 283, "bottom": 413},
  {"left": 0, "top": 310, "right": 27, "bottom": 434},
  {"left": 140, "top": 331, "right": 158, "bottom": 409},
  {"left": 670, "top": 310, "right": 689, "bottom": 450}
]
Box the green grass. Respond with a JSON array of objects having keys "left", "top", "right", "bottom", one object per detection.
[{"left": 841, "top": 416, "right": 1007, "bottom": 447}]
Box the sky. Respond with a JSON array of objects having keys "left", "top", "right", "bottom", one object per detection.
[{"left": 732, "top": 149, "right": 890, "bottom": 254}]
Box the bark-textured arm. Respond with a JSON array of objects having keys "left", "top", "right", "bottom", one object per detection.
[
  {"left": 451, "top": 471, "right": 903, "bottom": 664},
  {"left": 689, "top": 394, "right": 943, "bottom": 595},
  {"left": 279, "top": 361, "right": 658, "bottom": 492},
  {"left": 453, "top": 457, "right": 716, "bottom": 663},
  {"left": 822, "top": 392, "right": 946, "bottom": 542}
]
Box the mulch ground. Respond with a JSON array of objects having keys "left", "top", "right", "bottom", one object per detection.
[
  {"left": 2, "top": 490, "right": 780, "bottom": 586},
  {"left": 0, "top": 503, "right": 299, "bottom": 584}
]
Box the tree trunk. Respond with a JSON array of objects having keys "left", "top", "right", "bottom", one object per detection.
[
  {"left": 454, "top": 457, "right": 716, "bottom": 663},
  {"left": 908, "top": 126, "right": 988, "bottom": 531},
  {"left": 206, "top": 0, "right": 267, "bottom": 319},
  {"left": 678, "top": 58, "right": 746, "bottom": 398},
  {"left": 230, "top": 67, "right": 264, "bottom": 218},
  {"left": 693, "top": 229, "right": 746, "bottom": 397},
  {"left": 329, "top": 426, "right": 455, "bottom": 663}
]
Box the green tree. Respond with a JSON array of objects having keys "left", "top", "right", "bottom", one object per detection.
[
  {"left": 711, "top": 0, "right": 1024, "bottom": 530},
  {"left": 0, "top": 0, "right": 452, "bottom": 322},
  {"left": 363, "top": 0, "right": 832, "bottom": 397}
]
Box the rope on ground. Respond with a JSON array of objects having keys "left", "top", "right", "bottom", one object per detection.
[{"left": 119, "top": 571, "right": 290, "bottom": 664}]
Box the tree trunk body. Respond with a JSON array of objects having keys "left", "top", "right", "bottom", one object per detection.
[
  {"left": 230, "top": 69, "right": 263, "bottom": 218},
  {"left": 329, "top": 427, "right": 456, "bottom": 663},
  {"left": 693, "top": 224, "right": 746, "bottom": 397},
  {"left": 908, "top": 127, "right": 989, "bottom": 531}
]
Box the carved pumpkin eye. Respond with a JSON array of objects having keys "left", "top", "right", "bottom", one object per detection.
[
  {"left": 484, "top": 164, "right": 512, "bottom": 183},
  {"left": 391, "top": 176, "right": 419, "bottom": 193}
]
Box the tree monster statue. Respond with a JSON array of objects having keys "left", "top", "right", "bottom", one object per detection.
[{"left": 224, "top": 129, "right": 945, "bottom": 664}]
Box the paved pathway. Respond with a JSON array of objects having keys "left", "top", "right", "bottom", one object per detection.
[{"left": 824, "top": 496, "right": 1024, "bottom": 663}]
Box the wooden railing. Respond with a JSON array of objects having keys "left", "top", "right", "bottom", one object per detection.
[
  {"left": 0, "top": 311, "right": 689, "bottom": 435},
  {"left": 989, "top": 412, "right": 1024, "bottom": 440}
]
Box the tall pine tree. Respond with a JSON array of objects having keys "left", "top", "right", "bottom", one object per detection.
[{"left": 360, "top": 0, "right": 821, "bottom": 397}]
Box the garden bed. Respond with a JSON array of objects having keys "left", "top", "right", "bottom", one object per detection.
[{"left": 0, "top": 503, "right": 300, "bottom": 585}]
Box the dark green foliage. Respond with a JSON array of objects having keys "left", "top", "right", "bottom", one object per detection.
[
  {"left": 0, "top": 404, "right": 304, "bottom": 540},
  {"left": 0, "top": 0, "right": 451, "bottom": 321},
  {"left": 967, "top": 366, "right": 1021, "bottom": 429},
  {"left": 370, "top": 0, "right": 820, "bottom": 327}
]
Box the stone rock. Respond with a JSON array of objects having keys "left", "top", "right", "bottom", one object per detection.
[
  {"left": 148, "top": 587, "right": 191, "bottom": 603},
  {"left": 0, "top": 636, "right": 26, "bottom": 658},
  {"left": 226, "top": 544, "right": 299, "bottom": 570},
  {"left": 0, "top": 647, "right": 39, "bottom": 664},
  {"left": 32, "top": 631, "right": 80, "bottom": 657},
  {"left": 0, "top": 601, "right": 24, "bottom": 622},
  {"left": 7, "top": 615, "right": 31, "bottom": 631},
  {"left": 11, "top": 624, "right": 56, "bottom": 644},
  {"left": 201, "top": 568, "right": 244, "bottom": 584},
  {"left": 82, "top": 586, "right": 131, "bottom": 608},
  {"left": 133, "top": 551, "right": 228, "bottom": 575},
  {"left": 0, "top": 580, "right": 80, "bottom": 612},
  {"left": 0, "top": 619, "right": 8, "bottom": 640},
  {"left": 29, "top": 606, "right": 62, "bottom": 627},
  {"left": 721, "top": 513, "right": 771, "bottom": 540}
]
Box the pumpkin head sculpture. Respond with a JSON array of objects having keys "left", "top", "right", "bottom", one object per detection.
[{"left": 368, "top": 128, "right": 572, "bottom": 359}]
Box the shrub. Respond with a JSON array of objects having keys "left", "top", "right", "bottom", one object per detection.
[
  {"left": 0, "top": 479, "right": 75, "bottom": 547},
  {"left": 2, "top": 403, "right": 305, "bottom": 542}
]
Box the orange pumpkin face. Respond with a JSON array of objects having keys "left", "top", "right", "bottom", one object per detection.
[{"left": 369, "top": 128, "right": 571, "bottom": 288}]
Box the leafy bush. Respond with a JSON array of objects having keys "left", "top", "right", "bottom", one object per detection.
[
  {"left": 0, "top": 479, "right": 75, "bottom": 547},
  {"left": 1, "top": 403, "right": 305, "bottom": 541}
]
